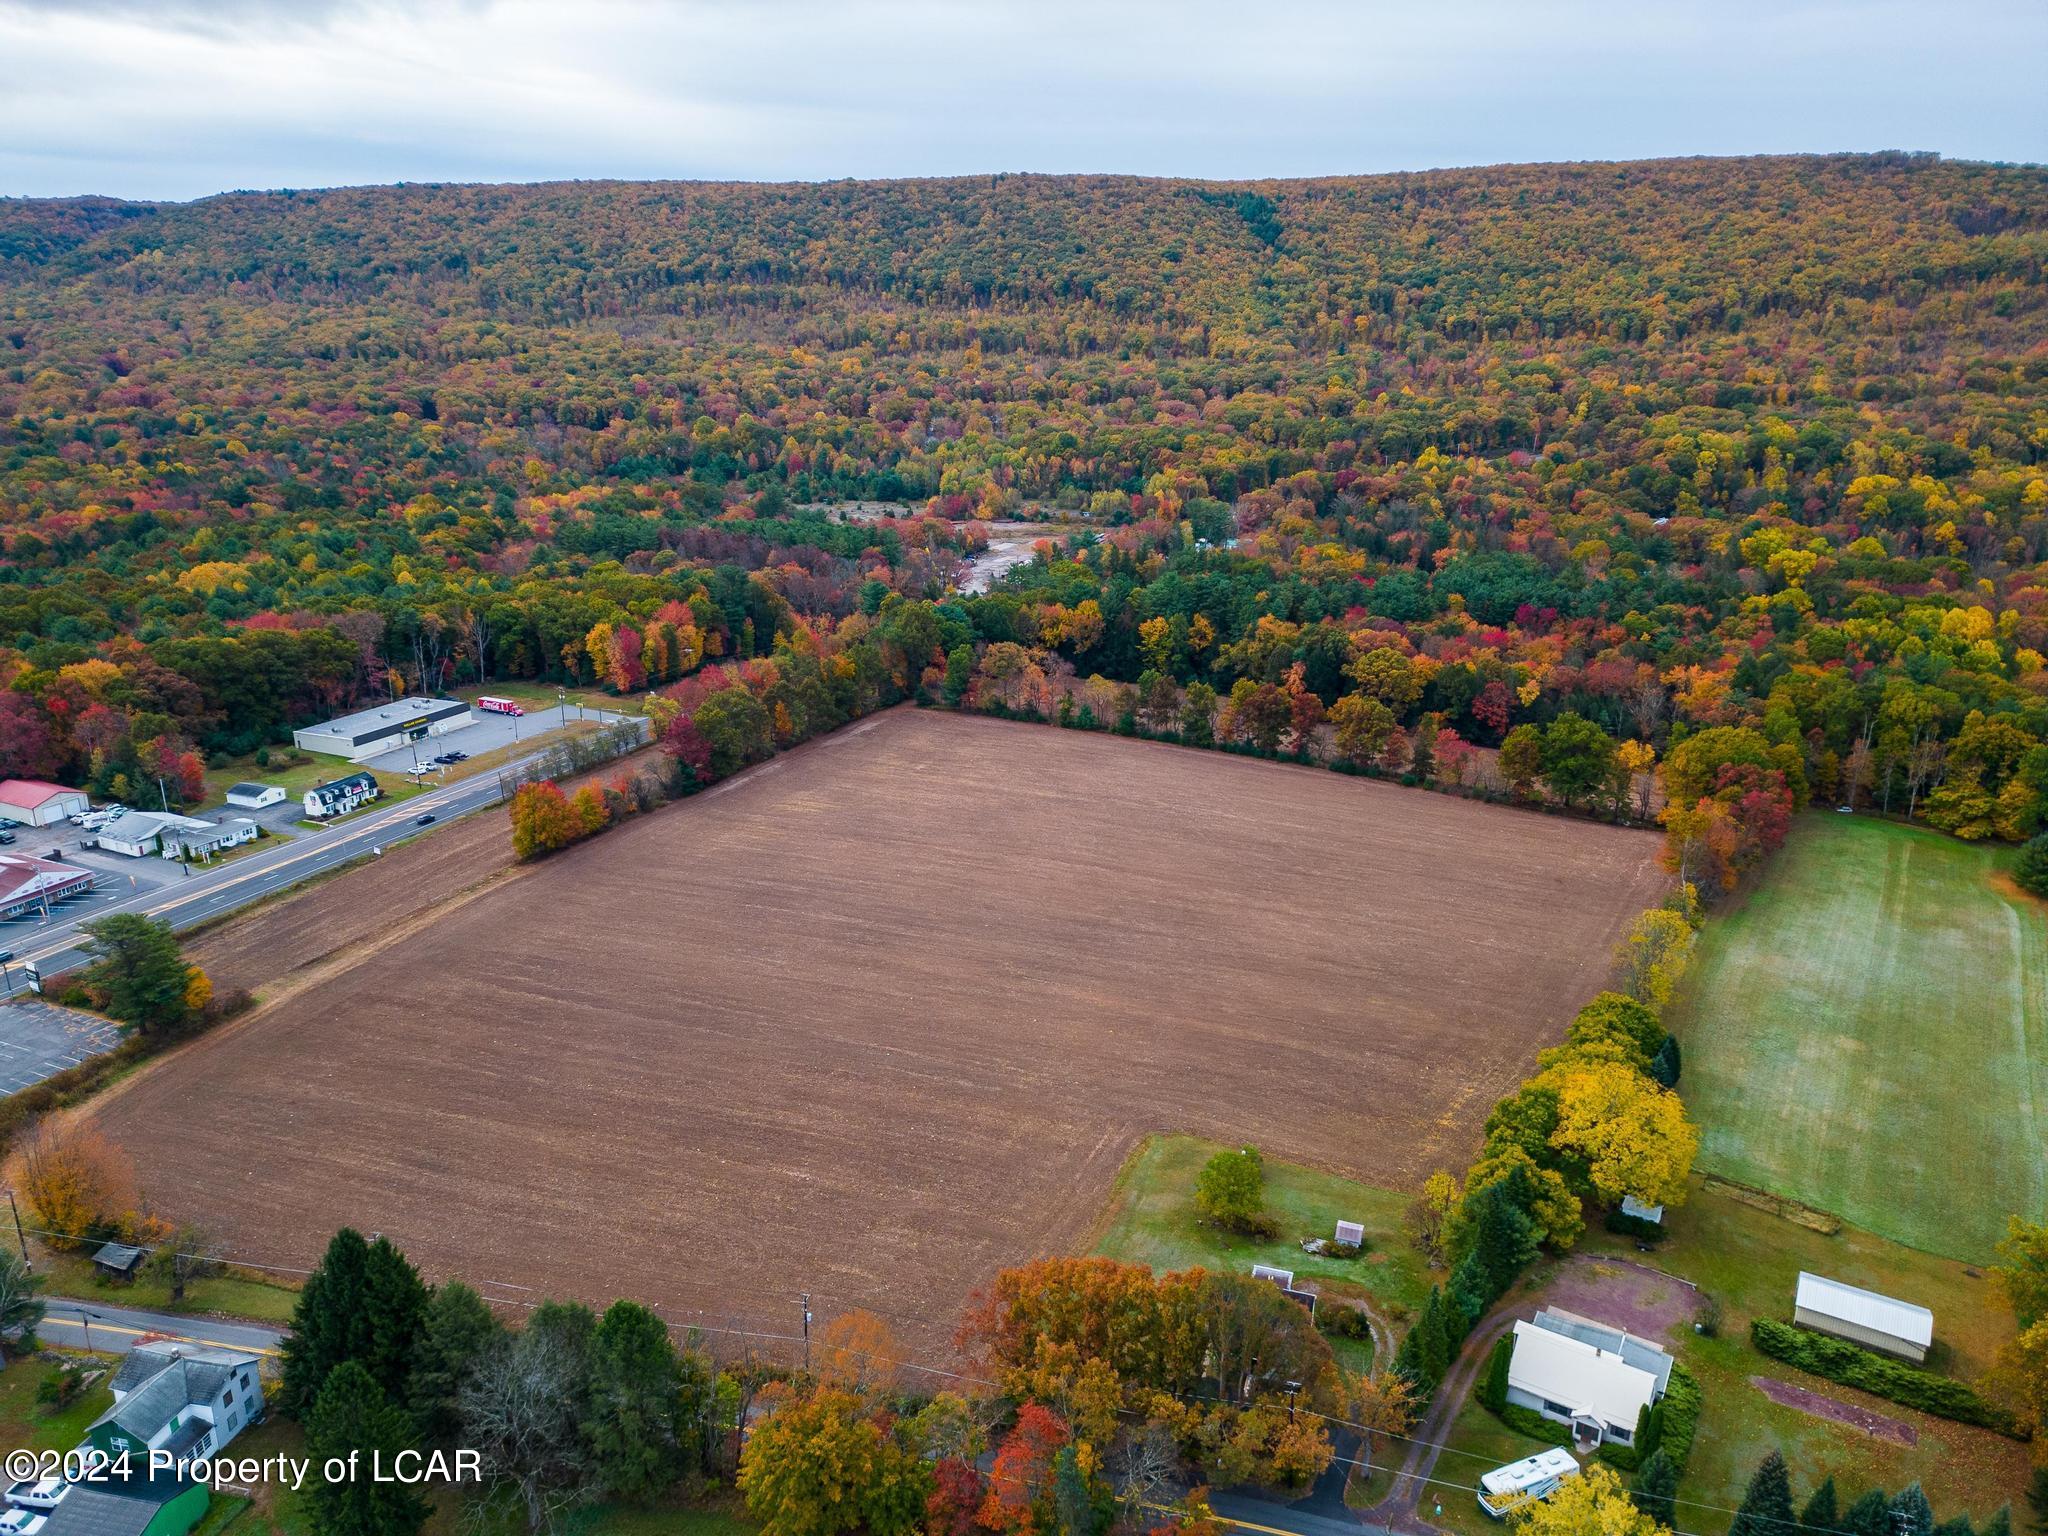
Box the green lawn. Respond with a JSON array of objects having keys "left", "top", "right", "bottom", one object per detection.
[
  {"left": 36, "top": 1248, "right": 300, "bottom": 1324},
  {"left": 1669, "top": 813, "right": 2047, "bottom": 1262},
  {"left": 1088, "top": 1134, "right": 1431, "bottom": 1323},
  {"left": 1568, "top": 1183, "right": 2031, "bottom": 1527},
  {"left": 1428, "top": 1394, "right": 1558, "bottom": 1533},
  {"left": 0, "top": 1355, "right": 113, "bottom": 1452}
]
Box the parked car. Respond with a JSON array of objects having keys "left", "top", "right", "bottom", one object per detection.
[{"left": 0, "top": 831, "right": 14, "bottom": 845}]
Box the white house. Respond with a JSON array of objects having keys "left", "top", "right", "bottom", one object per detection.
[
  {"left": 1793, "top": 1272, "right": 1933, "bottom": 1363},
  {"left": 164, "top": 818, "right": 258, "bottom": 861},
  {"left": 302, "top": 771, "right": 379, "bottom": 819},
  {"left": 1505, "top": 1309, "right": 1671, "bottom": 1448},
  {"left": 87, "top": 1339, "right": 266, "bottom": 1463},
  {"left": 0, "top": 781, "right": 89, "bottom": 827},
  {"left": 93, "top": 810, "right": 216, "bottom": 859},
  {"left": 224, "top": 782, "right": 285, "bottom": 810},
  {"left": 293, "top": 696, "right": 472, "bottom": 761}
]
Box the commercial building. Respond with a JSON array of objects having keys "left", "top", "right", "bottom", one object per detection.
[
  {"left": 0, "top": 853, "right": 93, "bottom": 919},
  {"left": 302, "top": 771, "right": 379, "bottom": 820},
  {"left": 1793, "top": 1272, "right": 1934, "bottom": 1363},
  {"left": 292, "top": 696, "right": 472, "bottom": 761},
  {"left": 1504, "top": 1308, "right": 1671, "bottom": 1448},
  {"left": 224, "top": 782, "right": 285, "bottom": 810},
  {"left": 0, "top": 780, "right": 90, "bottom": 827}
]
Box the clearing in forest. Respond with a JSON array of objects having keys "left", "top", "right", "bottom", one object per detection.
[
  {"left": 89, "top": 710, "right": 1666, "bottom": 1350},
  {"left": 1671, "top": 813, "right": 2048, "bottom": 1263}
]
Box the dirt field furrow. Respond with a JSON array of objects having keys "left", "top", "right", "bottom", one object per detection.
[{"left": 93, "top": 711, "right": 1667, "bottom": 1351}]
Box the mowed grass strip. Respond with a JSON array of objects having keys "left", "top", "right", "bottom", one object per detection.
[{"left": 1673, "top": 814, "right": 2048, "bottom": 1262}]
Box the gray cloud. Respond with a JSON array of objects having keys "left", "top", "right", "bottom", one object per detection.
[{"left": 0, "top": 0, "right": 2042, "bottom": 200}]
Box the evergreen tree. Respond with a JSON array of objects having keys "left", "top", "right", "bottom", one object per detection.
[
  {"left": 78, "top": 914, "right": 196, "bottom": 1034},
  {"left": 1649, "top": 1034, "right": 1682, "bottom": 1088},
  {"left": 305, "top": 1361, "right": 429, "bottom": 1536},
  {"left": 1931, "top": 1519, "right": 1976, "bottom": 1536},
  {"left": 410, "top": 1281, "right": 503, "bottom": 1450},
  {"left": 1799, "top": 1476, "right": 1840, "bottom": 1533},
  {"left": 361, "top": 1237, "right": 430, "bottom": 1403},
  {"left": 1892, "top": 1486, "right": 1935, "bottom": 1536},
  {"left": 2015, "top": 831, "right": 2048, "bottom": 898},
  {"left": 1729, "top": 1449, "right": 1795, "bottom": 1536},
  {"left": 282, "top": 1229, "right": 374, "bottom": 1416},
  {"left": 1053, "top": 1444, "right": 1091, "bottom": 1536},
  {"left": 1631, "top": 1449, "right": 1678, "bottom": 1522},
  {"left": 2028, "top": 1468, "right": 2048, "bottom": 1536},
  {"left": 1392, "top": 1287, "right": 1448, "bottom": 1392},
  {"left": 584, "top": 1300, "right": 688, "bottom": 1502},
  {"left": 1981, "top": 1508, "right": 2010, "bottom": 1536},
  {"left": 1842, "top": 1490, "right": 1893, "bottom": 1536}
]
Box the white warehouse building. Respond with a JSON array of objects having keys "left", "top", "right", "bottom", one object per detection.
[
  {"left": 1794, "top": 1272, "right": 1934, "bottom": 1363},
  {"left": 292, "top": 696, "right": 473, "bottom": 761}
]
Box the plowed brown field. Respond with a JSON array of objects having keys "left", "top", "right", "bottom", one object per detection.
[{"left": 92, "top": 709, "right": 1667, "bottom": 1351}]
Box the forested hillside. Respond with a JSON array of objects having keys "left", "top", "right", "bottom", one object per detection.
[{"left": 1, "top": 154, "right": 2046, "bottom": 859}]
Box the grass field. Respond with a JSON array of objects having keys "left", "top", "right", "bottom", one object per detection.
[
  {"left": 89, "top": 709, "right": 1665, "bottom": 1355},
  {"left": 1089, "top": 1134, "right": 1431, "bottom": 1333},
  {"left": 0, "top": 1356, "right": 113, "bottom": 1453},
  {"left": 1670, "top": 813, "right": 2048, "bottom": 1262}
]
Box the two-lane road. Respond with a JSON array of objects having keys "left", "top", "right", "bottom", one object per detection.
[
  {"left": 36, "top": 1297, "right": 284, "bottom": 1359},
  {"left": 4, "top": 753, "right": 549, "bottom": 981}
]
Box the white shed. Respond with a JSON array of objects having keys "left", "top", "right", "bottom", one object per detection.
[
  {"left": 1793, "top": 1272, "right": 1933, "bottom": 1363},
  {"left": 225, "top": 782, "right": 286, "bottom": 809}
]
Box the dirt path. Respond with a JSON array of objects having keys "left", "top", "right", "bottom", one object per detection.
[{"left": 1368, "top": 1306, "right": 1517, "bottom": 1532}]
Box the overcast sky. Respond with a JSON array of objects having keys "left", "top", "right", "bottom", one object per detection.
[{"left": 3, "top": 0, "right": 2043, "bottom": 201}]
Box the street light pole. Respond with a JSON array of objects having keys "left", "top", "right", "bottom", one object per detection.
[{"left": 5, "top": 1188, "right": 27, "bottom": 1269}]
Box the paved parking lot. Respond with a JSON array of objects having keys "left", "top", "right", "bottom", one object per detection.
[
  {"left": 358, "top": 702, "right": 636, "bottom": 774},
  {"left": 0, "top": 997, "right": 122, "bottom": 1094}
]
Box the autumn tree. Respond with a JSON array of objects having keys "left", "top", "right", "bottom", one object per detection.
[
  {"left": 1498, "top": 723, "right": 1543, "bottom": 798},
  {"left": 1614, "top": 908, "right": 1697, "bottom": 1009},
  {"left": 509, "top": 780, "right": 582, "bottom": 859},
  {"left": 740, "top": 1387, "right": 931, "bottom": 1536},
  {"left": 17, "top": 1118, "right": 137, "bottom": 1248},
  {"left": 815, "top": 1308, "right": 904, "bottom": 1394},
  {"left": 1544, "top": 1061, "right": 1699, "bottom": 1209},
  {"left": 1329, "top": 693, "right": 1396, "bottom": 767},
  {"left": 1509, "top": 1461, "right": 1665, "bottom": 1532}
]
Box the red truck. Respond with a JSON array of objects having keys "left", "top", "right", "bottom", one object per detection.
[{"left": 476, "top": 695, "right": 525, "bottom": 716}]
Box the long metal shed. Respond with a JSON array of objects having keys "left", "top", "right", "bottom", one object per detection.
[{"left": 1793, "top": 1271, "right": 1933, "bottom": 1362}]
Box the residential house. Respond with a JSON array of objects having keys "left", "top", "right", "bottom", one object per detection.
[
  {"left": 1504, "top": 1308, "right": 1671, "bottom": 1449},
  {"left": 302, "top": 771, "right": 379, "bottom": 820},
  {"left": 85, "top": 1341, "right": 265, "bottom": 1465}
]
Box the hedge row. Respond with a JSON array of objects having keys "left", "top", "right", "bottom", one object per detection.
[{"left": 1750, "top": 1319, "right": 2024, "bottom": 1437}]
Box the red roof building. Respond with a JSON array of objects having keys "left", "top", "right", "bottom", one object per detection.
[{"left": 0, "top": 779, "right": 91, "bottom": 826}]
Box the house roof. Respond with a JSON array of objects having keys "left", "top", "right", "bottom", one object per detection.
[
  {"left": 1620, "top": 1194, "right": 1665, "bottom": 1223},
  {"left": 0, "top": 780, "right": 81, "bottom": 809},
  {"left": 36, "top": 1488, "right": 157, "bottom": 1536},
  {"left": 0, "top": 852, "right": 90, "bottom": 908},
  {"left": 300, "top": 696, "right": 468, "bottom": 739},
  {"left": 110, "top": 1341, "right": 260, "bottom": 1400},
  {"left": 1795, "top": 1272, "right": 1933, "bottom": 1347},
  {"left": 92, "top": 1361, "right": 191, "bottom": 1444},
  {"left": 1508, "top": 1319, "right": 1660, "bottom": 1431},
  {"left": 226, "top": 782, "right": 279, "bottom": 797},
  {"left": 307, "top": 771, "right": 378, "bottom": 797},
  {"left": 1532, "top": 1307, "right": 1674, "bottom": 1396}
]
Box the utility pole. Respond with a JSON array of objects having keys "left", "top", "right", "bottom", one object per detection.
[
  {"left": 5, "top": 1188, "right": 27, "bottom": 1269},
  {"left": 801, "top": 1293, "right": 812, "bottom": 1373}
]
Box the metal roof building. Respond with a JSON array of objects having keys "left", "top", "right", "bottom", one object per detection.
[
  {"left": 292, "top": 696, "right": 472, "bottom": 761},
  {"left": 1794, "top": 1271, "right": 1934, "bottom": 1363},
  {"left": 1505, "top": 1318, "right": 1663, "bottom": 1448}
]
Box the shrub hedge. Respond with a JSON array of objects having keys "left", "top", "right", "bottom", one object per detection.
[{"left": 1750, "top": 1319, "right": 2024, "bottom": 1437}]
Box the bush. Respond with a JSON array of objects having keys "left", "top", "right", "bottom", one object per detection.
[
  {"left": 1656, "top": 1363, "right": 1702, "bottom": 1475},
  {"left": 1603, "top": 1207, "right": 1667, "bottom": 1243},
  {"left": 2018, "top": 833, "right": 2048, "bottom": 898},
  {"left": 1477, "top": 1334, "right": 1512, "bottom": 1411},
  {"left": 1750, "top": 1318, "right": 2023, "bottom": 1435},
  {"left": 1318, "top": 1305, "right": 1371, "bottom": 1341}
]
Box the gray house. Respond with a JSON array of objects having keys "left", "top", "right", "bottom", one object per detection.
[{"left": 86, "top": 1341, "right": 266, "bottom": 1464}]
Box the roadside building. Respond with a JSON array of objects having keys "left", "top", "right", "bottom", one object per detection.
[
  {"left": 32, "top": 1461, "right": 208, "bottom": 1536},
  {"left": 93, "top": 811, "right": 213, "bottom": 859},
  {"left": 0, "top": 853, "right": 93, "bottom": 919},
  {"left": 90, "top": 1242, "right": 148, "bottom": 1282},
  {"left": 0, "top": 781, "right": 90, "bottom": 827},
  {"left": 292, "top": 696, "right": 472, "bottom": 761},
  {"left": 1793, "top": 1272, "right": 1933, "bottom": 1363},
  {"left": 302, "top": 771, "right": 379, "bottom": 820},
  {"left": 87, "top": 1339, "right": 266, "bottom": 1464},
  {"left": 223, "top": 783, "right": 285, "bottom": 810},
  {"left": 164, "top": 818, "right": 258, "bottom": 862},
  {"left": 1505, "top": 1309, "right": 1671, "bottom": 1448}
]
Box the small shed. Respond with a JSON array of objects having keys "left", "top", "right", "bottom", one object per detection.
[
  {"left": 1620, "top": 1195, "right": 1665, "bottom": 1226},
  {"left": 1794, "top": 1271, "right": 1933, "bottom": 1363},
  {"left": 91, "top": 1241, "right": 148, "bottom": 1282},
  {"left": 225, "top": 782, "right": 285, "bottom": 810}
]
